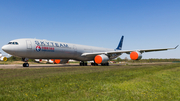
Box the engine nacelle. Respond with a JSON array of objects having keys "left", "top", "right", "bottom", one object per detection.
[
  {"left": 130, "top": 51, "right": 142, "bottom": 60},
  {"left": 0, "top": 56, "right": 7, "bottom": 61},
  {"left": 94, "top": 54, "right": 109, "bottom": 64}
]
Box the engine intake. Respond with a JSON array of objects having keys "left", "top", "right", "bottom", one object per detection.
[{"left": 130, "top": 51, "right": 142, "bottom": 60}]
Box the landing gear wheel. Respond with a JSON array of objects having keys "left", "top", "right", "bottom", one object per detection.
[
  {"left": 26, "top": 63, "right": 29, "bottom": 67},
  {"left": 80, "top": 61, "right": 88, "bottom": 66},
  {"left": 101, "top": 63, "right": 109, "bottom": 66},
  {"left": 91, "top": 63, "right": 98, "bottom": 66},
  {"left": 80, "top": 62, "right": 84, "bottom": 66},
  {"left": 23, "top": 63, "right": 29, "bottom": 67}
]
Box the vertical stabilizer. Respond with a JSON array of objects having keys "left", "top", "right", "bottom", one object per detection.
[{"left": 116, "top": 36, "right": 124, "bottom": 50}]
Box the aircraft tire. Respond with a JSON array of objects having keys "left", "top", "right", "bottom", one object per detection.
[
  {"left": 91, "top": 63, "right": 94, "bottom": 66},
  {"left": 101, "top": 63, "right": 109, "bottom": 66},
  {"left": 80, "top": 61, "right": 88, "bottom": 66},
  {"left": 26, "top": 63, "right": 29, "bottom": 67},
  {"left": 80, "top": 62, "right": 84, "bottom": 66},
  {"left": 23, "top": 63, "right": 25, "bottom": 67},
  {"left": 23, "top": 63, "right": 29, "bottom": 67},
  {"left": 91, "top": 63, "right": 98, "bottom": 66},
  {"left": 23, "top": 63, "right": 27, "bottom": 67}
]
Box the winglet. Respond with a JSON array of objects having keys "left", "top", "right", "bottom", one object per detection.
[
  {"left": 116, "top": 36, "right": 124, "bottom": 50},
  {"left": 175, "top": 45, "right": 179, "bottom": 49}
]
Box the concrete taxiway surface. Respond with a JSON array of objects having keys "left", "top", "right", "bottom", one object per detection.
[
  {"left": 0, "top": 62, "right": 173, "bottom": 69},
  {"left": 0, "top": 64, "right": 81, "bottom": 69}
]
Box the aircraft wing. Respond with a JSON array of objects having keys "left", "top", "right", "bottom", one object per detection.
[{"left": 81, "top": 45, "right": 179, "bottom": 57}]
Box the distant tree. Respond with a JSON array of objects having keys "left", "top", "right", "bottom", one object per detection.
[
  {"left": 124, "top": 57, "right": 128, "bottom": 62},
  {"left": 29, "top": 59, "right": 35, "bottom": 62},
  {"left": 8, "top": 56, "right": 21, "bottom": 61},
  {"left": 116, "top": 57, "right": 122, "bottom": 62},
  {"left": 8, "top": 56, "right": 35, "bottom": 62}
]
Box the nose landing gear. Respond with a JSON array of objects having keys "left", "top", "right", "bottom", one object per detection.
[
  {"left": 23, "top": 63, "right": 29, "bottom": 67},
  {"left": 22, "top": 58, "right": 29, "bottom": 67}
]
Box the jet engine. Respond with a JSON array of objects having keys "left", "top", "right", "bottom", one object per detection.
[
  {"left": 94, "top": 54, "right": 109, "bottom": 64},
  {"left": 130, "top": 51, "right": 142, "bottom": 60},
  {"left": 0, "top": 56, "right": 7, "bottom": 61}
]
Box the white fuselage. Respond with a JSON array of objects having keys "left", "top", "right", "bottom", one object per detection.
[{"left": 2, "top": 38, "right": 118, "bottom": 61}]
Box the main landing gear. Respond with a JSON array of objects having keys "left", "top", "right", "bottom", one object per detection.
[
  {"left": 22, "top": 58, "right": 29, "bottom": 67},
  {"left": 101, "top": 63, "right": 109, "bottom": 66},
  {"left": 91, "top": 63, "right": 109, "bottom": 66},
  {"left": 80, "top": 61, "right": 87, "bottom": 66},
  {"left": 91, "top": 62, "right": 98, "bottom": 66},
  {"left": 79, "top": 61, "right": 109, "bottom": 66}
]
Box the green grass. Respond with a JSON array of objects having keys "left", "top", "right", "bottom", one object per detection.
[{"left": 0, "top": 63, "right": 180, "bottom": 100}]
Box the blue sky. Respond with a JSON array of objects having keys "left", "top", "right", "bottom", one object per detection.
[{"left": 0, "top": 0, "right": 179, "bottom": 59}]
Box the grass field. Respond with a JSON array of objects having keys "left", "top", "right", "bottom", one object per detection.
[{"left": 0, "top": 63, "right": 180, "bottom": 100}]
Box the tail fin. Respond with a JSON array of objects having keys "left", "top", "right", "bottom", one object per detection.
[{"left": 116, "top": 36, "right": 124, "bottom": 50}]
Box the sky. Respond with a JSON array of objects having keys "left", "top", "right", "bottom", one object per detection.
[{"left": 0, "top": 0, "right": 179, "bottom": 59}]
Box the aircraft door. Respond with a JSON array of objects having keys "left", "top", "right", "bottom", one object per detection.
[
  {"left": 26, "top": 40, "right": 32, "bottom": 49},
  {"left": 73, "top": 45, "right": 77, "bottom": 57}
]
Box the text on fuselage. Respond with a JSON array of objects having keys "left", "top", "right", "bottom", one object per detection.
[{"left": 35, "top": 41, "right": 69, "bottom": 48}]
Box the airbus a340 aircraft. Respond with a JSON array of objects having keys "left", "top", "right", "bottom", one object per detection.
[{"left": 1, "top": 36, "right": 178, "bottom": 67}]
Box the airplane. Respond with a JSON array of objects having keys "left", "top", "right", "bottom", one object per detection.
[{"left": 1, "top": 36, "right": 178, "bottom": 67}]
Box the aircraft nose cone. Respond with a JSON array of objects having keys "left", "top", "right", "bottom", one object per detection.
[
  {"left": 2, "top": 45, "right": 12, "bottom": 53},
  {"left": 2, "top": 45, "right": 7, "bottom": 51}
]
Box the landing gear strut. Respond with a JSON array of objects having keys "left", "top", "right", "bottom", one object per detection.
[{"left": 22, "top": 58, "right": 29, "bottom": 67}]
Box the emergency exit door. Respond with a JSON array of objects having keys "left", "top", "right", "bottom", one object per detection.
[{"left": 26, "top": 40, "right": 32, "bottom": 49}]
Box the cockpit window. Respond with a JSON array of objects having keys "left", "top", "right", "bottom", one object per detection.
[
  {"left": 8, "top": 42, "right": 12, "bottom": 44},
  {"left": 8, "top": 42, "right": 18, "bottom": 45}
]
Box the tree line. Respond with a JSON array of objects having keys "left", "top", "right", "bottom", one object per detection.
[
  {"left": 113, "top": 57, "right": 180, "bottom": 63},
  {"left": 7, "top": 56, "right": 34, "bottom": 62}
]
